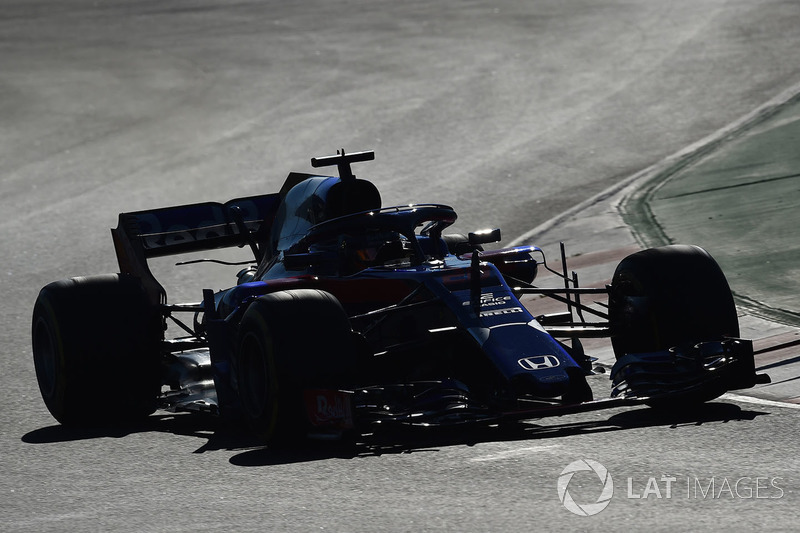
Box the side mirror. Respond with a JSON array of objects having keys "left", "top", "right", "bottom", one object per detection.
[{"left": 468, "top": 228, "right": 501, "bottom": 246}]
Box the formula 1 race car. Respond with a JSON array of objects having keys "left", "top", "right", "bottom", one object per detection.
[{"left": 31, "top": 150, "right": 769, "bottom": 444}]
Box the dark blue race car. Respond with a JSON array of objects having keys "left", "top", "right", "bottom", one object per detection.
[{"left": 31, "top": 150, "right": 769, "bottom": 444}]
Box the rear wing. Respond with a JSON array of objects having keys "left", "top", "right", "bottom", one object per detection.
[
  {"left": 112, "top": 193, "right": 282, "bottom": 305},
  {"left": 110, "top": 172, "right": 331, "bottom": 305},
  {"left": 113, "top": 194, "right": 281, "bottom": 259}
]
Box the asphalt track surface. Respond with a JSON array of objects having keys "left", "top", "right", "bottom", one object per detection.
[{"left": 3, "top": 1, "right": 800, "bottom": 531}]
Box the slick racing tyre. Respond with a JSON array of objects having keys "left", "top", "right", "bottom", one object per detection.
[
  {"left": 609, "top": 245, "right": 739, "bottom": 356},
  {"left": 235, "top": 289, "right": 356, "bottom": 446},
  {"left": 609, "top": 245, "right": 740, "bottom": 406},
  {"left": 31, "top": 274, "right": 162, "bottom": 426}
]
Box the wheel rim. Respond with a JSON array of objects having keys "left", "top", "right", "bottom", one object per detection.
[{"left": 32, "top": 316, "right": 57, "bottom": 399}]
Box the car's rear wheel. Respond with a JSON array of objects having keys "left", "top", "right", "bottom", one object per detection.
[
  {"left": 234, "top": 289, "right": 356, "bottom": 445},
  {"left": 609, "top": 245, "right": 740, "bottom": 405},
  {"left": 31, "top": 274, "right": 162, "bottom": 425}
]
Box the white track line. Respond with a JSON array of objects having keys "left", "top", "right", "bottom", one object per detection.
[{"left": 720, "top": 393, "right": 800, "bottom": 410}]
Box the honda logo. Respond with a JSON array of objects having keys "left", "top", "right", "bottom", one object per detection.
[{"left": 518, "top": 355, "right": 561, "bottom": 371}]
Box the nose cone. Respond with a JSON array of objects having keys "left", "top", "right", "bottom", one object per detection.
[{"left": 479, "top": 324, "right": 578, "bottom": 398}]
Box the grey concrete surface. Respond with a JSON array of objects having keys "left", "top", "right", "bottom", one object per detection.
[
  {"left": 632, "top": 93, "right": 800, "bottom": 327},
  {"left": 3, "top": 1, "right": 800, "bottom": 531}
]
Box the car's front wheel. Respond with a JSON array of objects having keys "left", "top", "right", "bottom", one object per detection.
[
  {"left": 608, "top": 245, "right": 741, "bottom": 406},
  {"left": 234, "top": 289, "right": 356, "bottom": 445},
  {"left": 609, "top": 244, "right": 739, "bottom": 356}
]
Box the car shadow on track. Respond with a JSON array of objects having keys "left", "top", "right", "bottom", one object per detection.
[
  {"left": 21, "top": 413, "right": 264, "bottom": 452},
  {"left": 230, "top": 401, "right": 767, "bottom": 466},
  {"left": 21, "top": 402, "right": 767, "bottom": 466}
]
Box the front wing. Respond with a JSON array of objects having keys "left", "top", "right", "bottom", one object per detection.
[{"left": 302, "top": 339, "right": 769, "bottom": 435}]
